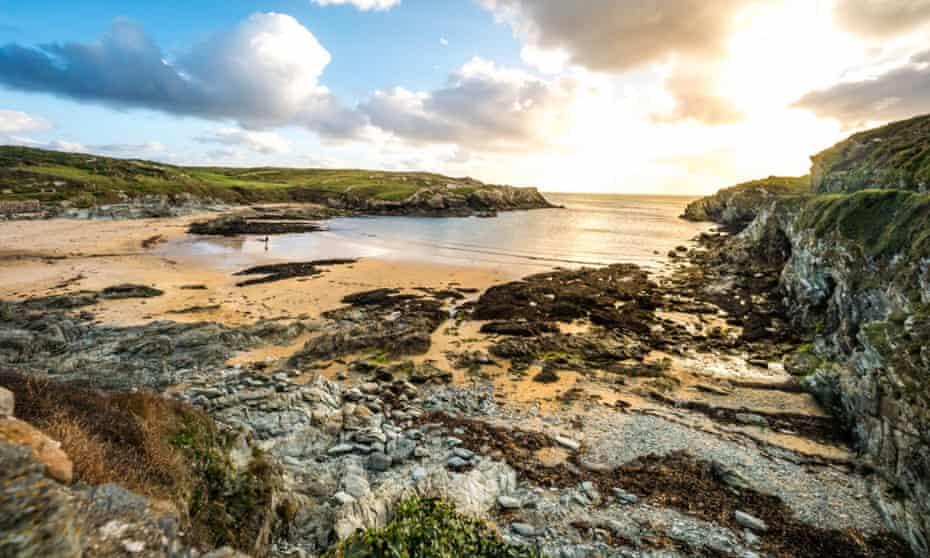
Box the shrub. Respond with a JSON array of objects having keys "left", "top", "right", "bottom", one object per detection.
[{"left": 325, "top": 497, "right": 541, "bottom": 558}]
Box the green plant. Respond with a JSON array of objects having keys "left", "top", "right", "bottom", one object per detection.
[{"left": 325, "top": 497, "right": 541, "bottom": 558}]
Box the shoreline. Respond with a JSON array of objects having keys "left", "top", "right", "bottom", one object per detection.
[{"left": 0, "top": 208, "right": 914, "bottom": 558}]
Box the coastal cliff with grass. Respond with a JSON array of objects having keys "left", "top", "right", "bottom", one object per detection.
[
  {"left": 0, "top": 145, "right": 553, "bottom": 218},
  {"left": 685, "top": 114, "right": 930, "bottom": 555}
]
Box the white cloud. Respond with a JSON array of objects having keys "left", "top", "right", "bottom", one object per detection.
[
  {"left": 439, "top": 37, "right": 449, "bottom": 46},
  {"left": 0, "top": 110, "right": 52, "bottom": 133},
  {"left": 195, "top": 128, "right": 290, "bottom": 154},
  {"left": 0, "top": 14, "right": 364, "bottom": 139},
  {"left": 361, "top": 57, "right": 593, "bottom": 152},
  {"left": 311, "top": 0, "right": 400, "bottom": 11}
]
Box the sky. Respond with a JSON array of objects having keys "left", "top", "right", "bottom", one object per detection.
[{"left": 1, "top": 1, "right": 929, "bottom": 194}]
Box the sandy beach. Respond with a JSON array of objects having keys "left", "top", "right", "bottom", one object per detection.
[{"left": 0, "top": 215, "right": 511, "bottom": 326}]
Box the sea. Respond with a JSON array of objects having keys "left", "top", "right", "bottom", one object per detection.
[{"left": 165, "top": 193, "right": 711, "bottom": 276}]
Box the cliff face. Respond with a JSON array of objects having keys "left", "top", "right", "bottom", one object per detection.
[
  {"left": 686, "top": 114, "right": 930, "bottom": 555},
  {"left": 721, "top": 190, "right": 930, "bottom": 556},
  {"left": 811, "top": 114, "right": 930, "bottom": 194},
  {"left": 681, "top": 176, "right": 810, "bottom": 229}
]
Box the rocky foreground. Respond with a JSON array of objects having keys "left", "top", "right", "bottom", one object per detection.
[
  {"left": 0, "top": 229, "right": 917, "bottom": 557},
  {"left": 2, "top": 115, "right": 929, "bottom": 558}
]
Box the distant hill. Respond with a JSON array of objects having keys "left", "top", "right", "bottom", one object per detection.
[
  {"left": 0, "top": 146, "right": 552, "bottom": 215},
  {"left": 811, "top": 113, "right": 930, "bottom": 194}
]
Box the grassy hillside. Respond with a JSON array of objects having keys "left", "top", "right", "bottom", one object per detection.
[
  {"left": 811, "top": 113, "right": 930, "bottom": 194},
  {"left": 0, "top": 145, "right": 497, "bottom": 206},
  {"left": 682, "top": 175, "right": 811, "bottom": 226},
  {"left": 795, "top": 189, "right": 930, "bottom": 261}
]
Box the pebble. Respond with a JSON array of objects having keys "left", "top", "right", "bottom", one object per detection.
[
  {"left": 498, "top": 496, "right": 521, "bottom": 510},
  {"left": 581, "top": 481, "right": 600, "bottom": 502},
  {"left": 734, "top": 510, "right": 768, "bottom": 533},
  {"left": 122, "top": 540, "right": 145, "bottom": 554},
  {"left": 447, "top": 456, "right": 469, "bottom": 468},
  {"left": 452, "top": 447, "right": 475, "bottom": 460},
  {"left": 327, "top": 444, "right": 354, "bottom": 456},
  {"left": 333, "top": 491, "right": 356, "bottom": 505},
  {"left": 367, "top": 452, "right": 392, "bottom": 472},
  {"left": 411, "top": 467, "right": 427, "bottom": 482},
  {"left": 555, "top": 436, "right": 580, "bottom": 451},
  {"left": 511, "top": 523, "right": 536, "bottom": 537},
  {"left": 612, "top": 488, "right": 638, "bottom": 505}
]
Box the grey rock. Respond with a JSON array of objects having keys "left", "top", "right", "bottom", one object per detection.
[
  {"left": 0, "top": 441, "right": 80, "bottom": 558},
  {"left": 498, "top": 496, "right": 521, "bottom": 510},
  {"left": 367, "top": 452, "right": 392, "bottom": 472},
  {"left": 333, "top": 491, "right": 356, "bottom": 505},
  {"left": 734, "top": 510, "right": 768, "bottom": 533},
  {"left": 612, "top": 488, "right": 638, "bottom": 505},
  {"left": 734, "top": 413, "right": 768, "bottom": 427},
  {"left": 390, "top": 438, "right": 417, "bottom": 462},
  {"left": 511, "top": 523, "right": 536, "bottom": 537},
  {"left": 452, "top": 447, "right": 475, "bottom": 460},
  {"left": 447, "top": 456, "right": 469, "bottom": 468},
  {"left": 328, "top": 444, "right": 355, "bottom": 456}
]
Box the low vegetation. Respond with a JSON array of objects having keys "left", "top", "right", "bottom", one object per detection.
[
  {"left": 795, "top": 189, "right": 930, "bottom": 260},
  {"left": 324, "top": 497, "right": 542, "bottom": 558},
  {"left": 0, "top": 371, "right": 280, "bottom": 554},
  {"left": 682, "top": 175, "right": 811, "bottom": 226},
  {"left": 811, "top": 113, "right": 930, "bottom": 193},
  {"left": 0, "top": 145, "right": 496, "bottom": 205}
]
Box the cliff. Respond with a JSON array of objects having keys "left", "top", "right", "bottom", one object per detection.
[
  {"left": 687, "top": 115, "right": 930, "bottom": 555},
  {"left": 681, "top": 175, "right": 810, "bottom": 229},
  {"left": 811, "top": 113, "right": 930, "bottom": 194}
]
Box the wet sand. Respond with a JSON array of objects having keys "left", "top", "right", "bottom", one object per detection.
[{"left": 0, "top": 216, "right": 510, "bottom": 326}]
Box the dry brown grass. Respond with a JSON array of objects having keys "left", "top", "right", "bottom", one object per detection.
[
  {"left": 0, "top": 370, "right": 282, "bottom": 554},
  {"left": 0, "top": 371, "right": 206, "bottom": 501}
]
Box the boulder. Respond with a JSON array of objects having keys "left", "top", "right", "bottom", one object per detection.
[{"left": 0, "top": 418, "right": 73, "bottom": 484}]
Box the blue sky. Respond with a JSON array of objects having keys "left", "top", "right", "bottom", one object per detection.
[{"left": 1, "top": 1, "right": 929, "bottom": 193}]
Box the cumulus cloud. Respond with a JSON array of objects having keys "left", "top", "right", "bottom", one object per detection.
[
  {"left": 311, "top": 0, "right": 400, "bottom": 10},
  {"left": 0, "top": 14, "right": 364, "bottom": 139},
  {"left": 195, "top": 128, "right": 290, "bottom": 154},
  {"left": 794, "top": 50, "right": 930, "bottom": 125},
  {"left": 482, "top": 1, "right": 758, "bottom": 124},
  {"left": 834, "top": 0, "right": 930, "bottom": 38},
  {"left": 482, "top": 0, "right": 759, "bottom": 73},
  {"left": 360, "top": 57, "right": 582, "bottom": 151},
  {"left": 0, "top": 109, "right": 52, "bottom": 133}
]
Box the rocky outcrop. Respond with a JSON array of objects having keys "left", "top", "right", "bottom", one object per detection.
[
  {"left": 316, "top": 184, "right": 554, "bottom": 217},
  {"left": 681, "top": 175, "right": 810, "bottom": 229},
  {"left": 717, "top": 190, "right": 930, "bottom": 556},
  {"left": 811, "top": 113, "right": 930, "bottom": 194}
]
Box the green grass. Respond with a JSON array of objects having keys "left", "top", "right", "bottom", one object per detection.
[
  {"left": 795, "top": 189, "right": 930, "bottom": 260},
  {"left": 0, "top": 145, "right": 496, "bottom": 205},
  {"left": 811, "top": 113, "right": 930, "bottom": 193}
]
